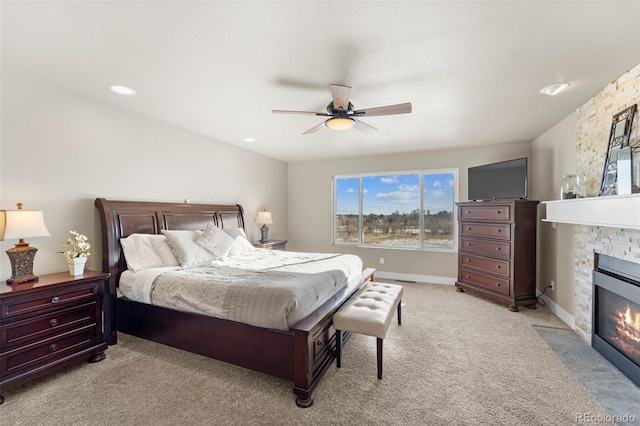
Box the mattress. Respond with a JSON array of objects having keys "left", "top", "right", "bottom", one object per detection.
[{"left": 118, "top": 250, "right": 363, "bottom": 331}]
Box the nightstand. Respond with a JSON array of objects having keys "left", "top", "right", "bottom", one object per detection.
[
  {"left": 252, "top": 239, "right": 288, "bottom": 250},
  {"left": 0, "top": 270, "right": 109, "bottom": 404}
]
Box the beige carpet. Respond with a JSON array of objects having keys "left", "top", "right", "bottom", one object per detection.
[{"left": 1, "top": 282, "right": 612, "bottom": 425}]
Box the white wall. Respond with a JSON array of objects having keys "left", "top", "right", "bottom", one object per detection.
[
  {"left": 0, "top": 68, "right": 288, "bottom": 280},
  {"left": 288, "top": 142, "right": 531, "bottom": 282}
]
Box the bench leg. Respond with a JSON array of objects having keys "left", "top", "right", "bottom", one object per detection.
[
  {"left": 397, "top": 300, "right": 402, "bottom": 325},
  {"left": 336, "top": 330, "right": 342, "bottom": 368},
  {"left": 377, "top": 337, "right": 383, "bottom": 379}
]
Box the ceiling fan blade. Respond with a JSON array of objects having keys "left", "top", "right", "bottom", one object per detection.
[
  {"left": 330, "top": 84, "right": 352, "bottom": 111},
  {"left": 353, "top": 118, "right": 378, "bottom": 134},
  {"left": 302, "top": 121, "right": 326, "bottom": 135},
  {"left": 272, "top": 109, "right": 330, "bottom": 116},
  {"left": 354, "top": 102, "right": 412, "bottom": 117}
]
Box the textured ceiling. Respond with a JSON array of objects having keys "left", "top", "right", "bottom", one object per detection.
[{"left": 2, "top": 1, "right": 640, "bottom": 162}]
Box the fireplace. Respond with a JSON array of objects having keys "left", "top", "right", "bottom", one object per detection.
[{"left": 592, "top": 254, "right": 640, "bottom": 387}]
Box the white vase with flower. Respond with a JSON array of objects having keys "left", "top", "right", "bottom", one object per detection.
[{"left": 61, "top": 231, "right": 91, "bottom": 276}]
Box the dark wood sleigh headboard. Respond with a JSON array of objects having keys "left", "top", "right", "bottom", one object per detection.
[{"left": 94, "top": 198, "right": 245, "bottom": 342}]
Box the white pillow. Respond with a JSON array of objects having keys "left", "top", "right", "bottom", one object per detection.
[
  {"left": 196, "top": 223, "right": 237, "bottom": 259},
  {"left": 163, "top": 229, "right": 216, "bottom": 267},
  {"left": 120, "top": 234, "right": 165, "bottom": 272},
  {"left": 150, "top": 236, "right": 180, "bottom": 267},
  {"left": 227, "top": 235, "right": 256, "bottom": 257},
  {"left": 223, "top": 227, "right": 248, "bottom": 240}
]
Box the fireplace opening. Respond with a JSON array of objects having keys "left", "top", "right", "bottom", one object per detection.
[{"left": 593, "top": 254, "right": 640, "bottom": 387}]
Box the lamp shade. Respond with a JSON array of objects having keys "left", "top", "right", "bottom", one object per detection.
[
  {"left": 255, "top": 210, "right": 273, "bottom": 225},
  {"left": 2, "top": 210, "right": 51, "bottom": 240}
]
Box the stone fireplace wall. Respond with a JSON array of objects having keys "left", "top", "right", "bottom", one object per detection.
[{"left": 574, "top": 62, "right": 640, "bottom": 341}]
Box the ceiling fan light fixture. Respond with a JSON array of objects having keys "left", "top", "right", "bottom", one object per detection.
[
  {"left": 539, "top": 82, "right": 570, "bottom": 96},
  {"left": 325, "top": 117, "right": 355, "bottom": 131}
]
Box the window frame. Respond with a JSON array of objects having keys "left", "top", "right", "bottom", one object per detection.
[{"left": 332, "top": 168, "right": 458, "bottom": 252}]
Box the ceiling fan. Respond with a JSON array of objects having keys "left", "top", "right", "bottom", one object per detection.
[{"left": 272, "top": 84, "right": 412, "bottom": 135}]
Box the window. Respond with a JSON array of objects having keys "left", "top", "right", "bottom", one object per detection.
[{"left": 334, "top": 170, "right": 457, "bottom": 250}]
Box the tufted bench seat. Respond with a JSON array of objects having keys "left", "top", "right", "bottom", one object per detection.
[{"left": 333, "top": 282, "right": 403, "bottom": 379}]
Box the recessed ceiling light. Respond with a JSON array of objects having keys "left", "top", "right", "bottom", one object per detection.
[
  {"left": 243, "top": 137, "right": 257, "bottom": 142},
  {"left": 109, "top": 85, "right": 136, "bottom": 96},
  {"left": 539, "top": 82, "right": 570, "bottom": 96}
]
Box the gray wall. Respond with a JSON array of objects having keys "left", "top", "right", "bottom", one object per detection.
[
  {"left": 0, "top": 68, "right": 288, "bottom": 280},
  {"left": 530, "top": 114, "right": 578, "bottom": 317},
  {"left": 288, "top": 142, "right": 531, "bottom": 281}
]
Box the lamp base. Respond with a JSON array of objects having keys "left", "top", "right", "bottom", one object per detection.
[
  {"left": 7, "top": 274, "right": 39, "bottom": 285},
  {"left": 6, "top": 243, "right": 39, "bottom": 285},
  {"left": 260, "top": 224, "right": 270, "bottom": 244}
]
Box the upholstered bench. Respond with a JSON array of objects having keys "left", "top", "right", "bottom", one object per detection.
[{"left": 333, "top": 282, "right": 403, "bottom": 379}]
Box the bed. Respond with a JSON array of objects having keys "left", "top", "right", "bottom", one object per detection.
[{"left": 95, "top": 198, "right": 374, "bottom": 407}]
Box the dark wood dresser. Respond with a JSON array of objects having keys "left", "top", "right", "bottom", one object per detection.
[
  {"left": 0, "top": 270, "right": 109, "bottom": 404},
  {"left": 455, "top": 199, "right": 539, "bottom": 311}
]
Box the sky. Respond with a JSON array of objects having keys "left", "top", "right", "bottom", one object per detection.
[{"left": 336, "top": 172, "right": 455, "bottom": 216}]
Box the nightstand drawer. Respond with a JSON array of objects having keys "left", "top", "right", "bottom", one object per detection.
[
  {"left": 460, "top": 254, "right": 510, "bottom": 278},
  {"left": 1, "top": 283, "right": 99, "bottom": 320},
  {"left": 1, "top": 325, "right": 96, "bottom": 379},
  {"left": 1, "top": 302, "right": 96, "bottom": 351}
]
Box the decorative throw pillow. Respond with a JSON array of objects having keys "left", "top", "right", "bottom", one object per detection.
[
  {"left": 227, "top": 235, "right": 256, "bottom": 257},
  {"left": 163, "top": 229, "right": 216, "bottom": 267},
  {"left": 119, "top": 234, "right": 165, "bottom": 272},
  {"left": 195, "top": 223, "right": 237, "bottom": 259}
]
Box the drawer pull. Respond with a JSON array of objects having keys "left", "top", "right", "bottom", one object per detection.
[
  {"left": 496, "top": 283, "right": 501, "bottom": 287},
  {"left": 466, "top": 258, "right": 471, "bottom": 262},
  {"left": 496, "top": 247, "right": 501, "bottom": 251},
  {"left": 466, "top": 274, "right": 471, "bottom": 279},
  {"left": 466, "top": 227, "right": 472, "bottom": 231},
  {"left": 496, "top": 229, "right": 502, "bottom": 233},
  {"left": 49, "top": 343, "right": 58, "bottom": 352},
  {"left": 466, "top": 242, "right": 471, "bottom": 247},
  {"left": 51, "top": 296, "right": 60, "bottom": 304},
  {"left": 49, "top": 318, "right": 59, "bottom": 327},
  {"left": 496, "top": 210, "right": 501, "bottom": 214},
  {"left": 496, "top": 265, "right": 501, "bottom": 269}
]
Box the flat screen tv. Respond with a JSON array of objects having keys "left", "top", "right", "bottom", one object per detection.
[{"left": 468, "top": 157, "right": 528, "bottom": 201}]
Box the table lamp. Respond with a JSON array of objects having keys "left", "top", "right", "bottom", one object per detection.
[
  {"left": 1, "top": 203, "right": 51, "bottom": 284},
  {"left": 255, "top": 209, "right": 273, "bottom": 243}
]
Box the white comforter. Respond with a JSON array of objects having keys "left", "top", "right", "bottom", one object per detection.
[{"left": 120, "top": 250, "right": 363, "bottom": 331}]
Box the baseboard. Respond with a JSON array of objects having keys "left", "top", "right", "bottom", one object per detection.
[
  {"left": 374, "top": 270, "right": 456, "bottom": 285},
  {"left": 536, "top": 289, "right": 575, "bottom": 330}
]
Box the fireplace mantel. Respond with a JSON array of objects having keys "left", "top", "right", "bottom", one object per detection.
[{"left": 542, "top": 194, "right": 640, "bottom": 230}]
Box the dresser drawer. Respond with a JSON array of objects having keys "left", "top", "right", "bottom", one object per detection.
[
  {"left": 460, "top": 254, "right": 510, "bottom": 278},
  {"left": 1, "top": 283, "right": 99, "bottom": 321},
  {"left": 459, "top": 223, "right": 511, "bottom": 240},
  {"left": 1, "top": 302, "right": 96, "bottom": 351},
  {"left": 459, "top": 205, "right": 511, "bottom": 222},
  {"left": 1, "top": 325, "right": 96, "bottom": 380},
  {"left": 460, "top": 237, "right": 511, "bottom": 259},
  {"left": 459, "top": 268, "right": 510, "bottom": 295}
]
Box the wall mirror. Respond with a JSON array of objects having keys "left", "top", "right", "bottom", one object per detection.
[{"left": 599, "top": 104, "right": 637, "bottom": 196}]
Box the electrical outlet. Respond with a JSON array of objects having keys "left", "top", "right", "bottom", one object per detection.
[
  {"left": 550, "top": 280, "right": 555, "bottom": 290},
  {"left": 380, "top": 257, "right": 385, "bottom": 265},
  {"left": 551, "top": 222, "right": 557, "bottom": 229}
]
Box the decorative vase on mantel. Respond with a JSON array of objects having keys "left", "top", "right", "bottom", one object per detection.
[{"left": 68, "top": 257, "right": 87, "bottom": 276}]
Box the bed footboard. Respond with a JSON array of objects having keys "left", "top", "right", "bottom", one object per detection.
[{"left": 292, "top": 268, "right": 375, "bottom": 407}]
